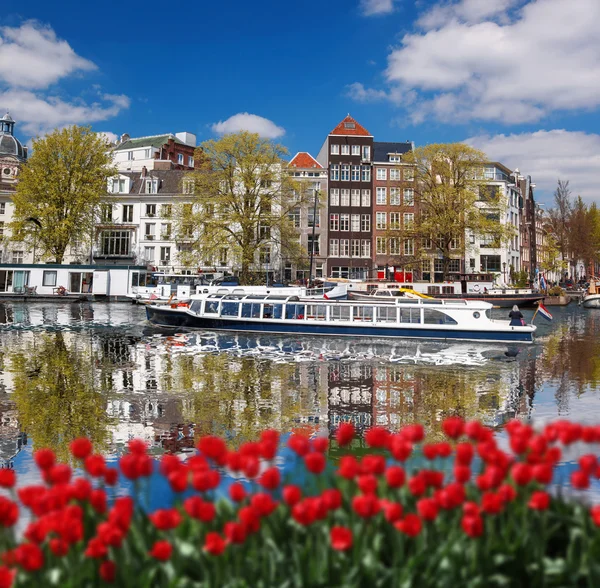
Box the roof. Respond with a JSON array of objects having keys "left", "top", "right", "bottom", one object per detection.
[
  {"left": 372, "top": 141, "right": 413, "bottom": 162},
  {"left": 289, "top": 152, "right": 323, "bottom": 169},
  {"left": 113, "top": 134, "right": 187, "bottom": 152},
  {"left": 329, "top": 115, "right": 371, "bottom": 137},
  {"left": 1, "top": 113, "right": 14, "bottom": 123},
  {"left": 112, "top": 169, "right": 189, "bottom": 194},
  {"left": 0, "top": 134, "right": 26, "bottom": 161}
]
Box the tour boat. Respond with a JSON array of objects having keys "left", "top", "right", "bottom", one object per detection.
[
  {"left": 145, "top": 293, "right": 537, "bottom": 343},
  {"left": 581, "top": 278, "right": 600, "bottom": 309},
  {"left": 349, "top": 287, "right": 432, "bottom": 301}
]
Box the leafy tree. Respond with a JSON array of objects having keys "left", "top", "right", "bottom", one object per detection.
[
  {"left": 9, "top": 125, "right": 115, "bottom": 263},
  {"left": 402, "top": 143, "right": 513, "bottom": 281},
  {"left": 546, "top": 179, "right": 572, "bottom": 266},
  {"left": 176, "top": 132, "right": 309, "bottom": 284}
]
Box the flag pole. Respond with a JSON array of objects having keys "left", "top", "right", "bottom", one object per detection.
[{"left": 531, "top": 301, "right": 540, "bottom": 324}]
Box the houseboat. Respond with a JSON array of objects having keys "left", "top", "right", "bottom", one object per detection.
[{"left": 145, "top": 293, "right": 537, "bottom": 343}]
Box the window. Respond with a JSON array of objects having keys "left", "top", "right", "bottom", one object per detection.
[
  {"left": 361, "top": 240, "right": 370, "bottom": 258},
  {"left": 404, "top": 169, "right": 414, "bottom": 181},
  {"left": 351, "top": 189, "right": 360, "bottom": 206},
  {"left": 390, "top": 169, "right": 400, "bottom": 181},
  {"left": 362, "top": 146, "right": 371, "bottom": 161},
  {"left": 376, "top": 237, "right": 386, "bottom": 254},
  {"left": 403, "top": 189, "right": 414, "bottom": 206},
  {"left": 376, "top": 168, "right": 387, "bottom": 180},
  {"left": 361, "top": 214, "right": 370, "bottom": 232},
  {"left": 376, "top": 188, "right": 387, "bottom": 205},
  {"left": 344, "top": 122, "right": 355, "bottom": 129},
  {"left": 330, "top": 165, "right": 339, "bottom": 181},
  {"left": 448, "top": 259, "right": 461, "bottom": 272},
  {"left": 330, "top": 189, "right": 339, "bottom": 206},
  {"left": 178, "top": 154, "right": 184, "bottom": 165},
  {"left": 389, "top": 238, "right": 400, "bottom": 255},
  {"left": 144, "top": 149, "right": 151, "bottom": 158},
  {"left": 188, "top": 156, "right": 194, "bottom": 167},
  {"left": 361, "top": 166, "right": 371, "bottom": 182},
  {"left": 351, "top": 239, "right": 360, "bottom": 257},
  {"left": 144, "top": 246, "right": 155, "bottom": 262},
  {"left": 183, "top": 179, "right": 195, "bottom": 194},
  {"left": 0, "top": 203, "right": 4, "bottom": 214},
  {"left": 390, "top": 213, "right": 400, "bottom": 229},
  {"left": 351, "top": 214, "right": 360, "bottom": 232},
  {"left": 422, "top": 237, "right": 432, "bottom": 249},
  {"left": 449, "top": 238, "right": 458, "bottom": 250},
  {"left": 112, "top": 178, "right": 127, "bottom": 193},
  {"left": 390, "top": 188, "right": 400, "bottom": 205},
  {"left": 146, "top": 204, "right": 156, "bottom": 217},
  {"left": 351, "top": 165, "right": 360, "bottom": 181},
  {"left": 340, "top": 214, "right": 350, "bottom": 231},
  {"left": 352, "top": 145, "right": 360, "bottom": 156},
  {"left": 43, "top": 271, "right": 57, "bottom": 287},
  {"left": 340, "top": 239, "right": 350, "bottom": 257},
  {"left": 307, "top": 209, "right": 319, "bottom": 228},
  {"left": 307, "top": 235, "right": 320, "bottom": 255},
  {"left": 329, "top": 239, "right": 339, "bottom": 256},
  {"left": 389, "top": 155, "right": 401, "bottom": 163},
  {"left": 330, "top": 144, "right": 339, "bottom": 155},
  {"left": 160, "top": 247, "right": 172, "bottom": 263},
  {"left": 403, "top": 213, "right": 414, "bottom": 227},
  {"left": 122, "top": 205, "right": 133, "bottom": 223},
  {"left": 376, "top": 212, "right": 386, "bottom": 230},
  {"left": 101, "top": 204, "right": 113, "bottom": 223},
  {"left": 12, "top": 250, "right": 23, "bottom": 263},
  {"left": 160, "top": 223, "right": 172, "bottom": 239},
  {"left": 289, "top": 208, "right": 301, "bottom": 228},
  {"left": 100, "top": 231, "right": 131, "bottom": 256},
  {"left": 0, "top": 221, "right": 3, "bottom": 237},
  {"left": 341, "top": 165, "right": 350, "bottom": 181},
  {"left": 341, "top": 189, "right": 350, "bottom": 206},
  {"left": 329, "top": 214, "right": 339, "bottom": 231},
  {"left": 341, "top": 144, "right": 350, "bottom": 155},
  {"left": 161, "top": 204, "right": 172, "bottom": 217},
  {"left": 361, "top": 190, "right": 371, "bottom": 207},
  {"left": 404, "top": 239, "right": 414, "bottom": 256},
  {"left": 145, "top": 223, "right": 156, "bottom": 240},
  {"left": 127, "top": 151, "right": 134, "bottom": 161}
]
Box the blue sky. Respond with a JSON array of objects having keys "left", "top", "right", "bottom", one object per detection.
[{"left": 1, "top": 0, "right": 599, "bottom": 204}]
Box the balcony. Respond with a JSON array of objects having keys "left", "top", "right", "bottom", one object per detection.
[{"left": 144, "top": 235, "right": 155, "bottom": 241}]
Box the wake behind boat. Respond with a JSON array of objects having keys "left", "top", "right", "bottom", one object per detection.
[{"left": 145, "top": 292, "right": 537, "bottom": 343}]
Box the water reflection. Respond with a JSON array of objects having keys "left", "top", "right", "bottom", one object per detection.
[{"left": 0, "top": 303, "right": 599, "bottom": 464}]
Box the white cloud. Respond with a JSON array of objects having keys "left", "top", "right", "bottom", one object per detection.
[
  {"left": 211, "top": 113, "right": 285, "bottom": 139},
  {"left": 0, "top": 21, "right": 96, "bottom": 89},
  {"left": 97, "top": 131, "right": 119, "bottom": 144},
  {"left": 466, "top": 129, "right": 600, "bottom": 204},
  {"left": 360, "top": 0, "right": 398, "bottom": 16},
  {"left": 351, "top": 0, "right": 600, "bottom": 124},
  {"left": 0, "top": 22, "right": 128, "bottom": 138},
  {"left": 346, "top": 82, "right": 388, "bottom": 102}
]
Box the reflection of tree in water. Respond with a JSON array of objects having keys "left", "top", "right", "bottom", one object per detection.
[{"left": 10, "top": 332, "right": 114, "bottom": 461}]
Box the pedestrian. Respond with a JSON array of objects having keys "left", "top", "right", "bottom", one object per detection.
[{"left": 508, "top": 304, "right": 524, "bottom": 326}]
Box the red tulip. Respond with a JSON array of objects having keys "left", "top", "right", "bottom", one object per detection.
[
  {"left": 304, "top": 452, "right": 326, "bottom": 474},
  {"left": 365, "top": 426, "right": 390, "bottom": 448},
  {"left": 571, "top": 471, "right": 590, "bottom": 490},
  {"left": 442, "top": 416, "right": 464, "bottom": 439},
  {"left": 69, "top": 438, "right": 93, "bottom": 460},
  {"left": 461, "top": 515, "right": 483, "bottom": 537},
  {"left": 395, "top": 513, "right": 422, "bottom": 537},
  {"left": 528, "top": 491, "right": 550, "bottom": 510},
  {"left": 204, "top": 532, "right": 226, "bottom": 555},
  {"left": 330, "top": 526, "right": 353, "bottom": 551},
  {"left": 335, "top": 422, "right": 355, "bottom": 447},
  {"left": 149, "top": 540, "right": 172, "bottom": 561}
]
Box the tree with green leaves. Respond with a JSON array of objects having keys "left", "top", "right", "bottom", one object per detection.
[
  {"left": 547, "top": 179, "right": 573, "bottom": 267},
  {"left": 9, "top": 125, "right": 115, "bottom": 263},
  {"left": 176, "top": 132, "right": 309, "bottom": 284},
  {"left": 402, "top": 143, "right": 513, "bottom": 281}
]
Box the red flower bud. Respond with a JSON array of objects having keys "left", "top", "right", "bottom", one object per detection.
[
  {"left": 330, "top": 526, "right": 353, "bottom": 551},
  {"left": 335, "top": 422, "right": 355, "bottom": 447},
  {"left": 69, "top": 438, "right": 93, "bottom": 460},
  {"left": 149, "top": 540, "right": 172, "bottom": 561}
]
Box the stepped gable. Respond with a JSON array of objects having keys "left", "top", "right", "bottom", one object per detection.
[
  {"left": 329, "top": 115, "right": 371, "bottom": 137},
  {"left": 289, "top": 152, "right": 322, "bottom": 168}
]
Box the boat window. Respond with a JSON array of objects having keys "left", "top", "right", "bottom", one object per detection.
[
  {"left": 330, "top": 306, "right": 351, "bottom": 321},
  {"left": 422, "top": 299, "right": 444, "bottom": 305},
  {"left": 354, "top": 306, "right": 373, "bottom": 321},
  {"left": 205, "top": 300, "right": 220, "bottom": 314},
  {"left": 272, "top": 304, "right": 283, "bottom": 319},
  {"left": 379, "top": 290, "right": 391, "bottom": 297},
  {"left": 391, "top": 291, "right": 404, "bottom": 297},
  {"left": 221, "top": 302, "right": 239, "bottom": 317},
  {"left": 423, "top": 309, "right": 457, "bottom": 325},
  {"left": 263, "top": 304, "right": 282, "bottom": 318},
  {"left": 190, "top": 300, "right": 202, "bottom": 314},
  {"left": 377, "top": 306, "right": 397, "bottom": 322},
  {"left": 241, "top": 303, "right": 262, "bottom": 318},
  {"left": 427, "top": 286, "right": 440, "bottom": 295},
  {"left": 399, "top": 307, "right": 420, "bottom": 324},
  {"left": 285, "top": 304, "right": 305, "bottom": 319},
  {"left": 305, "top": 304, "right": 326, "bottom": 320}
]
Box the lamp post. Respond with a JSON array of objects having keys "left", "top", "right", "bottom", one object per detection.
[
  {"left": 307, "top": 188, "right": 319, "bottom": 288},
  {"left": 502, "top": 261, "right": 506, "bottom": 284}
]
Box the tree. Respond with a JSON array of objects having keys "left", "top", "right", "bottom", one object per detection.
[
  {"left": 402, "top": 143, "right": 513, "bottom": 281},
  {"left": 547, "top": 179, "right": 572, "bottom": 266},
  {"left": 9, "top": 126, "right": 115, "bottom": 263},
  {"left": 176, "top": 132, "right": 308, "bottom": 284}
]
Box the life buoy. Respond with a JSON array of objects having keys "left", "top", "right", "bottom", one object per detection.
[{"left": 473, "top": 284, "right": 480, "bottom": 292}]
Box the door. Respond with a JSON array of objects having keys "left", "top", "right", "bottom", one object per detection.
[
  {"left": 70, "top": 272, "right": 82, "bottom": 293},
  {"left": 13, "top": 271, "right": 28, "bottom": 293},
  {"left": 81, "top": 272, "right": 93, "bottom": 293}
]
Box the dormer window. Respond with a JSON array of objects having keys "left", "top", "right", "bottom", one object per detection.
[
  {"left": 146, "top": 179, "right": 158, "bottom": 194},
  {"left": 389, "top": 154, "right": 401, "bottom": 163},
  {"left": 182, "top": 179, "right": 195, "bottom": 194},
  {"left": 111, "top": 178, "right": 128, "bottom": 193},
  {"left": 344, "top": 122, "right": 355, "bottom": 129}
]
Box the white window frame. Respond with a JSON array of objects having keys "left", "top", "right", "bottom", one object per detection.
[
  {"left": 329, "top": 239, "right": 339, "bottom": 256},
  {"left": 376, "top": 187, "right": 387, "bottom": 205},
  {"left": 340, "top": 239, "right": 350, "bottom": 257},
  {"left": 351, "top": 214, "right": 360, "bottom": 232},
  {"left": 376, "top": 237, "right": 386, "bottom": 255},
  {"left": 403, "top": 189, "right": 414, "bottom": 206},
  {"left": 361, "top": 214, "right": 370, "bottom": 232},
  {"left": 376, "top": 212, "right": 386, "bottom": 230},
  {"left": 330, "top": 189, "right": 340, "bottom": 206},
  {"left": 331, "top": 144, "right": 340, "bottom": 155},
  {"left": 341, "top": 144, "right": 350, "bottom": 155},
  {"left": 329, "top": 214, "right": 339, "bottom": 231},
  {"left": 351, "top": 145, "right": 360, "bottom": 156},
  {"left": 376, "top": 168, "right": 387, "bottom": 181},
  {"left": 341, "top": 189, "right": 350, "bottom": 206},
  {"left": 340, "top": 214, "right": 350, "bottom": 231},
  {"left": 390, "top": 188, "right": 400, "bottom": 206},
  {"left": 361, "top": 190, "right": 370, "bottom": 207},
  {"left": 361, "top": 166, "right": 371, "bottom": 182},
  {"left": 330, "top": 165, "right": 339, "bottom": 181},
  {"left": 341, "top": 165, "right": 350, "bottom": 181},
  {"left": 351, "top": 189, "right": 361, "bottom": 207}
]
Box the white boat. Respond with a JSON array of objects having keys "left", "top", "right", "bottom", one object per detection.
[
  {"left": 145, "top": 292, "right": 537, "bottom": 343},
  {"left": 349, "top": 287, "right": 432, "bottom": 301},
  {"left": 581, "top": 278, "right": 600, "bottom": 308}
]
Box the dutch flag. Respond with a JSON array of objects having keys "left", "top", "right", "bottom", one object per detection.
[{"left": 537, "top": 303, "right": 553, "bottom": 321}]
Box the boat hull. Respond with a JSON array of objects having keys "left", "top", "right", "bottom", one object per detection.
[
  {"left": 145, "top": 306, "right": 534, "bottom": 343},
  {"left": 582, "top": 294, "right": 600, "bottom": 309},
  {"left": 432, "top": 293, "right": 544, "bottom": 308}
]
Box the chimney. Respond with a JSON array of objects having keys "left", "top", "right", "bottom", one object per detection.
[
  {"left": 141, "top": 166, "right": 147, "bottom": 178},
  {"left": 120, "top": 133, "right": 130, "bottom": 144}
]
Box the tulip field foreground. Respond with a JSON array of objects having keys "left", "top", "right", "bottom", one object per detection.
[{"left": 2, "top": 419, "right": 600, "bottom": 587}]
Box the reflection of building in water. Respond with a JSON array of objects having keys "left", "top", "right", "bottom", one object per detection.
[
  {"left": 328, "top": 363, "right": 374, "bottom": 435},
  {"left": 0, "top": 401, "right": 26, "bottom": 468},
  {"left": 372, "top": 365, "right": 422, "bottom": 430}
]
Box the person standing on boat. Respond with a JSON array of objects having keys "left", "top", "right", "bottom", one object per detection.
[{"left": 508, "top": 305, "right": 524, "bottom": 326}]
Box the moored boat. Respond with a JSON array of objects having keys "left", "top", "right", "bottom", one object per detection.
[
  {"left": 581, "top": 278, "right": 600, "bottom": 309},
  {"left": 145, "top": 292, "right": 537, "bottom": 343}
]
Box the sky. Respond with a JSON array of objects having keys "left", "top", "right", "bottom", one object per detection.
[{"left": 1, "top": 0, "right": 599, "bottom": 205}]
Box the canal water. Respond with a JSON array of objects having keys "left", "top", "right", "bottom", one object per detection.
[{"left": 0, "top": 301, "right": 598, "bottom": 504}]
